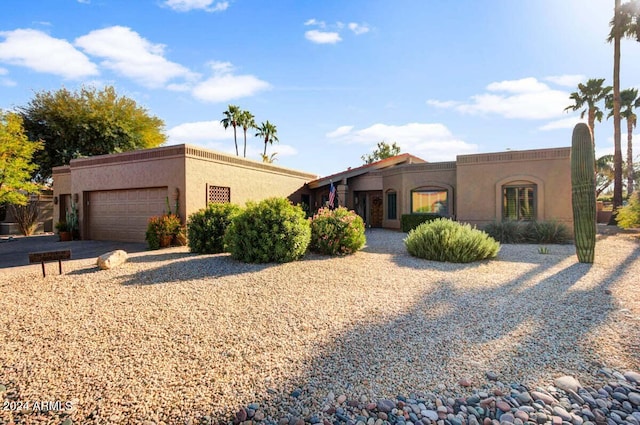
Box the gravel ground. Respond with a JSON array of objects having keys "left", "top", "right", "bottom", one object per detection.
[{"left": 1, "top": 229, "right": 639, "bottom": 424}]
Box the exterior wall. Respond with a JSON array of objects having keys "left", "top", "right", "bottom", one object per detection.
[
  {"left": 455, "top": 147, "right": 572, "bottom": 230},
  {"left": 183, "top": 145, "right": 317, "bottom": 216},
  {"left": 52, "top": 166, "right": 72, "bottom": 224},
  {"left": 381, "top": 162, "right": 457, "bottom": 229}
]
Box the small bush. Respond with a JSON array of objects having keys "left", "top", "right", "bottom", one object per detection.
[
  {"left": 401, "top": 213, "right": 443, "bottom": 232},
  {"left": 310, "top": 207, "right": 366, "bottom": 255},
  {"left": 224, "top": 197, "right": 311, "bottom": 263},
  {"left": 146, "top": 214, "right": 181, "bottom": 250},
  {"left": 525, "top": 220, "right": 570, "bottom": 244},
  {"left": 404, "top": 218, "right": 500, "bottom": 263},
  {"left": 187, "top": 203, "right": 241, "bottom": 254},
  {"left": 10, "top": 200, "right": 39, "bottom": 236},
  {"left": 616, "top": 193, "right": 640, "bottom": 229},
  {"left": 484, "top": 220, "right": 570, "bottom": 244},
  {"left": 483, "top": 221, "right": 527, "bottom": 243}
]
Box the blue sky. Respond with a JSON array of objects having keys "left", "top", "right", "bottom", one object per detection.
[{"left": 2, "top": 0, "right": 640, "bottom": 177}]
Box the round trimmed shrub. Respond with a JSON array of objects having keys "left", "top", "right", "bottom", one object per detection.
[
  {"left": 404, "top": 218, "right": 500, "bottom": 263},
  {"left": 310, "top": 207, "right": 366, "bottom": 255},
  {"left": 187, "top": 203, "right": 242, "bottom": 254},
  {"left": 224, "top": 197, "right": 311, "bottom": 263}
]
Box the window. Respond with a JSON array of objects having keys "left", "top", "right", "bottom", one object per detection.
[
  {"left": 411, "top": 189, "right": 448, "bottom": 215},
  {"left": 503, "top": 185, "right": 535, "bottom": 221},
  {"left": 387, "top": 192, "right": 397, "bottom": 220},
  {"left": 207, "top": 185, "right": 230, "bottom": 204}
]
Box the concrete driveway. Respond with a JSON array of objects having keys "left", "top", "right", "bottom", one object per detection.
[{"left": 0, "top": 233, "right": 148, "bottom": 270}]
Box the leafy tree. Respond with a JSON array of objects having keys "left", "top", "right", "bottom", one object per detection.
[
  {"left": 564, "top": 78, "right": 612, "bottom": 148},
  {"left": 255, "top": 120, "right": 278, "bottom": 158},
  {"left": 18, "top": 86, "right": 166, "bottom": 182},
  {"left": 596, "top": 154, "right": 615, "bottom": 196},
  {"left": 361, "top": 141, "right": 402, "bottom": 164},
  {"left": 236, "top": 109, "right": 255, "bottom": 158},
  {"left": 607, "top": 88, "right": 640, "bottom": 194},
  {"left": 0, "top": 110, "right": 42, "bottom": 205},
  {"left": 221, "top": 104, "right": 241, "bottom": 156},
  {"left": 608, "top": 0, "right": 640, "bottom": 216}
]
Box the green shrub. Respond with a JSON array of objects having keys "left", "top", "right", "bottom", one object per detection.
[
  {"left": 404, "top": 218, "right": 500, "bottom": 263},
  {"left": 484, "top": 220, "right": 570, "bottom": 244},
  {"left": 309, "top": 207, "right": 366, "bottom": 255},
  {"left": 224, "top": 197, "right": 311, "bottom": 263},
  {"left": 146, "top": 214, "right": 181, "bottom": 250},
  {"left": 525, "top": 220, "right": 570, "bottom": 244},
  {"left": 187, "top": 203, "right": 241, "bottom": 254},
  {"left": 483, "top": 221, "right": 527, "bottom": 243},
  {"left": 616, "top": 193, "right": 640, "bottom": 229},
  {"left": 401, "top": 213, "right": 443, "bottom": 232}
]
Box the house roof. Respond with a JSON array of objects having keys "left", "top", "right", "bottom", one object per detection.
[{"left": 308, "top": 153, "right": 426, "bottom": 189}]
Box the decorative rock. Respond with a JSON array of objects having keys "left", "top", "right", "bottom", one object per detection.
[
  {"left": 337, "top": 394, "right": 347, "bottom": 404},
  {"left": 97, "top": 249, "right": 128, "bottom": 270},
  {"left": 254, "top": 410, "right": 265, "bottom": 421},
  {"left": 629, "top": 392, "right": 640, "bottom": 406},
  {"left": 552, "top": 406, "right": 572, "bottom": 422},
  {"left": 624, "top": 372, "right": 640, "bottom": 384},
  {"left": 555, "top": 376, "right": 582, "bottom": 393},
  {"left": 423, "top": 410, "right": 439, "bottom": 421},
  {"left": 235, "top": 408, "right": 248, "bottom": 423},
  {"left": 531, "top": 391, "right": 556, "bottom": 405},
  {"left": 378, "top": 400, "right": 395, "bottom": 413},
  {"left": 497, "top": 401, "right": 512, "bottom": 412},
  {"left": 460, "top": 378, "right": 473, "bottom": 387},
  {"left": 487, "top": 372, "right": 499, "bottom": 381}
]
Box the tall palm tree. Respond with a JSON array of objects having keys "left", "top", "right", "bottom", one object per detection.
[
  {"left": 608, "top": 0, "right": 639, "bottom": 213},
  {"left": 608, "top": 88, "right": 640, "bottom": 194},
  {"left": 564, "top": 78, "right": 612, "bottom": 148},
  {"left": 236, "top": 110, "right": 256, "bottom": 158},
  {"left": 220, "top": 105, "right": 241, "bottom": 156},
  {"left": 255, "top": 120, "right": 279, "bottom": 158}
]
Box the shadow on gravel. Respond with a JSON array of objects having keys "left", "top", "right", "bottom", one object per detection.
[
  {"left": 220, "top": 235, "right": 640, "bottom": 424},
  {"left": 119, "top": 254, "right": 275, "bottom": 286}
]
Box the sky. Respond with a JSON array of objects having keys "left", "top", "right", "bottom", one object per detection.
[{"left": 2, "top": 0, "right": 640, "bottom": 178}]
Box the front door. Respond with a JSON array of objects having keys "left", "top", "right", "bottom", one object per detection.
[{"left": 371, "top": 195, "right": 383, "bottom": 227}]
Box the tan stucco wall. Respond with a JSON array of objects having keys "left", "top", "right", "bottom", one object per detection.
[
  {"left": 382, "top": 162, "right": 457, "bottom": 229},
  {"left": 52, "top": 166, "right": 71, "bottom": 224},
  {"left": 455, "top": 147, "right": 572, "bottom": 230},
  {"left": 183, "top": 145, "right": 317, "bottom": 217}
]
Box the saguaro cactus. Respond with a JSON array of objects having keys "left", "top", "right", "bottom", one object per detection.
[{"left": 571, "top": 123, "right": 596, "bottom": 263}]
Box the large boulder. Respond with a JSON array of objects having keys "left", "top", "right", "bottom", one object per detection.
[{"left": 97, "top": 250, "right": 128, "bottom": 270}]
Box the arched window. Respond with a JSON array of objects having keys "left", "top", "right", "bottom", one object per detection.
[
  {"left": 411, "top": 188, "right": 448, "bottom": 215},
  {"left": 386, "top": 190, "right": 397, "bottom": 220}
]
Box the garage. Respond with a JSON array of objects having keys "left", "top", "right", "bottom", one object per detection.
[{"left": 88, "top": 187, "right": 168, "bottom": 242}]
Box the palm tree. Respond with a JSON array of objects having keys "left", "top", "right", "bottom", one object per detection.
[
  {"left": 608, "top": 88, "right": 640, "bottom": 194},
  {"left": 236, "top": 110, "right": 256, "bottom": 158},
  {"left": 608, "top": 0, "right": 639, "bottom": 214},
  {"left": 260, "top": 152, "right": 278, "bottom": 163},
  {"left": 564, "top": 78, "right": 612, "bottom": 147},
  {"left": 220, "top": 105, "right": 241, "bottom": 156},
  {"left": 596, "top": 154, "right": 615, "bottom": 196},
  {"left": 255, "top": 120, "right": 279, "bottom": 158}
]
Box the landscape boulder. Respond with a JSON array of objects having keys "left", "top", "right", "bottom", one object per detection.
[{"left": 97, "top": 250, "right": 128, "bottom": 270}]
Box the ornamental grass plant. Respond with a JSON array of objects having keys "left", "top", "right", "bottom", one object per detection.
[{"left": 404, "top": 218, "right": 500, "bottom": 263}]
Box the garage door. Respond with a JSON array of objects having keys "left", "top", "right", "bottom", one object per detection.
[{"left": 88, "top": 187, "right": 168, "bottom": 242}]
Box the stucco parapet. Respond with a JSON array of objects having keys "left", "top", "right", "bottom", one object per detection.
[
  {"left": 381, "top": 161, "right": 456, "bottom": 176},
  {"left": 457, "top": 147, "right": 570, "bottom": 165},
  {"left": 52, "top": 166, "right": 71, "bottom": 175},
  {"left": 184, "top": 145, "right": 317, "bottom": 180},
  {"left": 69, "top": 145, "right": 185, "bottom": 169}
]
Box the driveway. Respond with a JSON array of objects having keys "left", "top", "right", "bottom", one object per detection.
[{"left": 0, "top": 233, "right": 148, "bottom": 269}]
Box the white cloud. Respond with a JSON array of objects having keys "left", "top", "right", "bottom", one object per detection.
[
  {"left": 0, "top": 29, "right": 98, "bottom": 79},
  {"left": 304, "top": 19, "right": 325, "bottom": 28},
  {"left": 545, "top": 74, "right": 586, "bottom": 87},
  {"left": 0, "top": 67, "right": 7, "bottom": 75},
  {"left": 191, "top": 62, "right": 270, "bottom": 102},
  {"left": 167, "top": 120, "right": 229, "bottom": 142},
  {"left": 1, "top": 78, "right": 16, "bottom": 87},
  {"left": 327, "top": 122, "right": 477, "bottom": 162},
  {"left": 486, "top": 77, "right": 550, "bottom": 93},
  {"left": 163, "top": 0, "right": 229, "bottom": 12},
  {"left": 75, "top": 26, "right": 197, "bottom": 88},
  {"left": 326, "top": 125, "right": 354, "bottom": 138},
  {"left": 77, "top": 0, "right": 90, "bottom": 3},
  {"left": 348, "top": 22, "right": 370, "bottom": 35},
  {"left": 426, "top": 99, "right": 462, "bottom": 109},
  {"left": 539, "top": 116, "right": 585, "bottom": 131},
  {"left": 305, "top": 30, "right": 342, "bottom": 44},
  {"left": 430, "top": 77, "right": 571, "bottom": 120}
]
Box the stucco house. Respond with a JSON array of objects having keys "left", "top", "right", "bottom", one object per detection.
[{"left": 53, "top": 144, "right": 572, "bottom": 243}]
